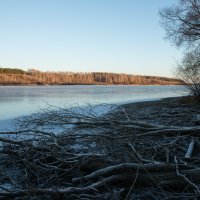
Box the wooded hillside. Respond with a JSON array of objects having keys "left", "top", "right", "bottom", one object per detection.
[{"left": 0, "top": 68, "right": 183, "bottom": 85}]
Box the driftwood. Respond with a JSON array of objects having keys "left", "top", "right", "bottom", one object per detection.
[
  {"left": 185, "top": 140, "right": 195, "bottom": 158},
  {"left": 0, "top": 102, "right": 200, "bottom": 199}
]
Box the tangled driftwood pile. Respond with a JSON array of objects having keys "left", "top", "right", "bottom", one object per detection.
[{"left": 1, "top": 98, "right": 200, "bottom": 199}]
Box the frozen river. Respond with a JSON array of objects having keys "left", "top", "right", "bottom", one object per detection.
[{"left": 0, "top": 85, "right": 186, "bottom": 122}]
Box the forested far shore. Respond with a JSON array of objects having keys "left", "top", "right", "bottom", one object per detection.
[{"left": 0, "top": 68, "right": 183, "bottom": 85}]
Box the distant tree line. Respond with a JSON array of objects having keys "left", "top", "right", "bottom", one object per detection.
[
  {"left": 0, "top": 68, "right": 183, "bottom": 85},
  {"left": 28, "top": 69, "right": 182, "bottom": 85},
  {"left": 0, "top": 67, "right": 25, "bottom": 74}
]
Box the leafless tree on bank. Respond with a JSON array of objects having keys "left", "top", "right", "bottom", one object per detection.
[
  {"left": 176, "top": 50, "right": 200, "bottom": 99},
  {"left": 160, "top": 0, "right": 200, "bottom": 49},
  {"left": 160, "top": 0, "right": 200, "bottom": 99}
]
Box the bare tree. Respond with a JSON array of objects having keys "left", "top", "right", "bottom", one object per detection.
[
  {"left": 160, "top": 0, "right": 200, "bottom": 99},
  {"left": 177, "top": 50, "right": 200, "bottom": 99},
  {"left": 160, "top": 0, "right": 200, "bottom": 49}
]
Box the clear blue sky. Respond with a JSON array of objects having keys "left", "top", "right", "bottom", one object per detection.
[{"left": 0, "top": 0, "right": 181, "bottom": 77}]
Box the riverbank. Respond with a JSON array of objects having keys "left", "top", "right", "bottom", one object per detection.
[
  {"left": 121, "top": 95, "right": 200, "bottom": 126},
  {"left": 0, "top": 96, "right": 200, "bottom": 199}
]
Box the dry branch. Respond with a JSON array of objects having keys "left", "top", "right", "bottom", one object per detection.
[
  {"left": 0, "top": 102, "right": 200, "bottom": 199},
  {"left": 185, "top": 140, "right": 195, "bottom": 158}
]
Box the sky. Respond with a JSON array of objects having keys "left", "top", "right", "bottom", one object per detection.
[{"left": 0, "top": 0, "right": 182, "bottom": 77}]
